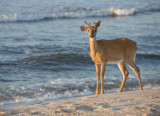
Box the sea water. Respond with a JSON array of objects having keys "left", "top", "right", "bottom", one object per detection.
[{"left": 0, "top": 0, "right": 160, "bottom": 106}]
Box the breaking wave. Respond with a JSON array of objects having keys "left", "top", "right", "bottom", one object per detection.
[
  {"left": 1, "top": 76, "right": 159, "bottom": 106},
  {"left": 0, "top": 7, "right": 137, "bottom": 23},
  {"left": 1, "top": 4, "right": 160, "bottom": 23},
  {"left": 106, "top": 7, "right": 136, "bottom": 16},
  {"left": 0, "top": 52, "right": 159, "bottom": 68}
]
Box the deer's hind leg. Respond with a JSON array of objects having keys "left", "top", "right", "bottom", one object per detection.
[
  {"left": 118, "top": 62, "right": 129, "bottom": 92},
  {"left": 126, "top": 60, "right": 143, "bottom": 90}
]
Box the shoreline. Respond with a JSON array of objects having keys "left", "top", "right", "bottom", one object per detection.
[{"left": 0, "top": 89, "right": 160, "bottom": 116}]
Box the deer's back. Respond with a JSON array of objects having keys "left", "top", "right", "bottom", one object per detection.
[{"left": 95, "top": 38, "right": 137, "bottom": 63}]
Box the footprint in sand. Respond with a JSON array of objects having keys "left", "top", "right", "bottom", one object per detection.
[
  {"left": 75, "top": 105, "right": 95, "bottom": 111},
  {"left": 97, "top": 103, "right": 109, "bottom": 108}
]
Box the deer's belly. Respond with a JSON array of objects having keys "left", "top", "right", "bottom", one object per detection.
[
  {"left": 107, "top": 59, "right": 124, "bottom": 64},
  {"left": 90, "top": 53, "right": 124, "bottom": 64}
]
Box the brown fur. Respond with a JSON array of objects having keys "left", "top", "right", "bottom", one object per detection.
[{"left": 80, "top": 20, "right": 143, "bottom": 94}]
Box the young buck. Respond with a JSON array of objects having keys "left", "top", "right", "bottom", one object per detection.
[{"left": 80, "top": 20, "right": 143, "bottom": 94}]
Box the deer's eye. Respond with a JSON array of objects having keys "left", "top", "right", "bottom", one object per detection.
[{"left": 88, "top": 30, "right": 90, "bottom": 32}]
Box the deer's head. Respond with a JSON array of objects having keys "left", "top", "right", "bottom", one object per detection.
[{"left": 80, "top": 20, "right": 101, "bottom": 39}]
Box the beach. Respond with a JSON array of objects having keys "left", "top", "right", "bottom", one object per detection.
[{"left": 1, "top": 89, "right": 160, "bottom": 116}]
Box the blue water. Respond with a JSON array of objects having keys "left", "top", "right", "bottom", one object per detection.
[{"left": 0, "top": 0, "right": 160, "bottom": 106}]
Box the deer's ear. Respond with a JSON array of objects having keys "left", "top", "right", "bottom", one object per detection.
[
  {"left": 80, "top": 26, "right": 87, "bottom": 32},
  {"left": 94, "top": 20, "right": 101, "bottom": 28}
]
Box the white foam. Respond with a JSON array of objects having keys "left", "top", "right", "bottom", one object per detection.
[
  {"left": 0, "top": 13, "right": 55, "bottom": 22},
  {"left": 0, "top": 7, "right": 136, "bottom": 22},
  {"left": 0, "top": 78, "right": 96, "bottom": 106},
  {"left": 1, "top": 76, "right": 159, "bottom": 106},
  {"left": 107, "top": 7, "right": 136, "bottom": 16},
  {"left": 143, "top": 84, "right": 160, "bottom": 90}
]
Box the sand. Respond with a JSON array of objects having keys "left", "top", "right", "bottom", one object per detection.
[{"left": 0, "top": 89, "right": 160, "bottom": 116}]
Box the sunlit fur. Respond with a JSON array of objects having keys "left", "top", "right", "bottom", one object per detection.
[{"left": 80, "top": 20, "right": 143, "bottom": 94}]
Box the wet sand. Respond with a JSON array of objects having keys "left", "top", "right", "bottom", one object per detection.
[{"left": 0, "top": 89, "right": 160, "bottom": 116}]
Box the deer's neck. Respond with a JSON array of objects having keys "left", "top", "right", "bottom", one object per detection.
[{"left": 89, "top": 37, "right": 97, "bottom": 55}]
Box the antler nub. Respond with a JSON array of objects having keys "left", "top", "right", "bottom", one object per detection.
[
  {"left": 84, "top": 21, "right": 91, "bottom": 27},
  {"left": 94, "top": 22, "right": 96, "bottom": 27}
]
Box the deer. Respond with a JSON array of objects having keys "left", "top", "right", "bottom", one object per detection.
[{"left": 80, "top": 20, "right": 143, "bottom": 95}]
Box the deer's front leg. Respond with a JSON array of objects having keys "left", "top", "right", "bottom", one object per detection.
[
  {"left": 100, "top": 63, "right": 106, "bottom": 94},
  {"left": 95, "top": 64, "right": 101, "bottom": 95}
]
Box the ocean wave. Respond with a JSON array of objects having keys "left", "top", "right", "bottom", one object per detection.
[
  {"left": 19, "top": 53, "right": 160, "bottom": 67},
  {"left": 0, "top": 76, "right": 159, "bottom": 106},
  {"left": 0, "top": 78, "right": 95, "bottom": 105},
  {"left": 19, "top": 53, "right": 92, "bottom": 66},
  {"left": 0, "top": 79, "right": 18, "bottom": 82},
  {"left": 0, "top": 52, "right": 159, "bottom": 71},
  {"left": 146, "top": 4, "right": 160, "bottom": 12},
  {"left": 137, "top": 53, "right": 160, "bottom": 60},
  {"left": 0, "top": 13, "right": 55, "bottom": 22},
  {"left": 0, "top": 4, "right": 160, "bottom": 23},
  {"left": 0, "top": 7, "right": 136, "bottom": 23},
  {"left": 106, "top": 7, "right": 136, "bottom": 16}
]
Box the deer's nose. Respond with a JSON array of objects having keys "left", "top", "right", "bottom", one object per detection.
[
  {"left": 90, "top": 31, "right": 95, "bottom": 38},
  {"left": 90, "top": 35, "right": 94, "bottom": 38}
]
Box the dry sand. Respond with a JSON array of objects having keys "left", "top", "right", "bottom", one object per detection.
[{"left": 0, "top": 89, "right": 160, "bottom": 116}]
